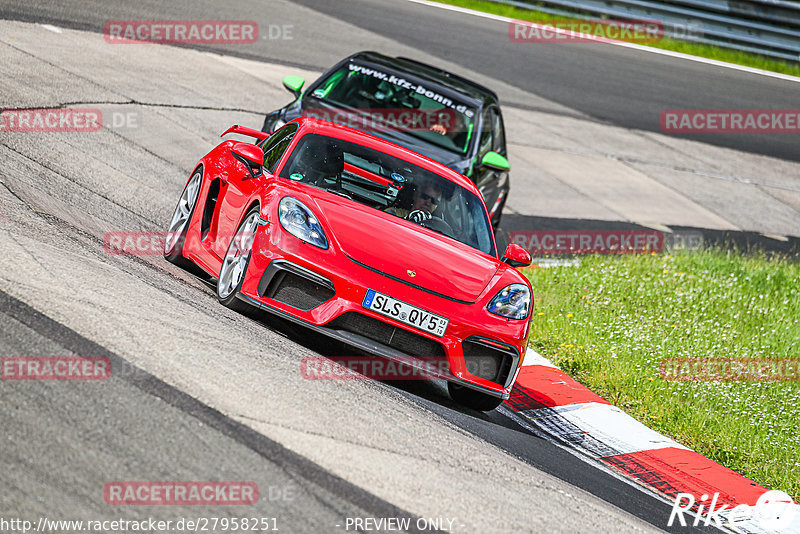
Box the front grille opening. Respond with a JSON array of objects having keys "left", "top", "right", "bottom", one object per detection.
[
  {"left": 264, "top": 271, "right": 334, "bottom": 310},
  {"left": 462, "top": 337, "right": 515, "bottom": 386},
  {"left": 328, "top": 312, "right": 446, "bottom": 359}
]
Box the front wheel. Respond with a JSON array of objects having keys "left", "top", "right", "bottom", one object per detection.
[
  {"left": 164, "top": 170, "right": 202, "bottom": 267},
  {"left": 216, "top": 207, "right": 260, "bottom": 313},
  {"left": 448, "top": 382, "right": 504, "bottom": 411}
]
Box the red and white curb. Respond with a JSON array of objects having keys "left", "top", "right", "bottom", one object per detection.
[{"left": 502, "top": 351, "right": 799, "bottom": 533}]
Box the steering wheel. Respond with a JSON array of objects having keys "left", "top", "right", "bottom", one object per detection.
[{"left": 419, "top": 216, "right": 456, "bottom": 240}]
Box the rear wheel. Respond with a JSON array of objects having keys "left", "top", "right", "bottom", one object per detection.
[
  {"left": 164, "top": 170, "right": 202, "bottom": 268},
  {"left": 448, "top": 382, "right": 504, "bottom": 411},
  {"left": 216, "top": 207, "right": 260, "bottom": 313}
]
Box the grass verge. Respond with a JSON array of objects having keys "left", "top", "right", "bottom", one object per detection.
[
  {"left": 434, "top": 0, "right": 800, "bottom": 77},
  {"left": 523, "top": 249, "right": 800, "bottom": 501}
]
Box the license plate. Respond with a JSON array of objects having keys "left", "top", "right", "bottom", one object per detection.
[{"left": 362, "top": 289, "right": 448, "bottom": 337}]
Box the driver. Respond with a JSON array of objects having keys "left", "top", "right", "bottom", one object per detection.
[
  {"left": 428, "top": 111, "right": 468, "bottom": 149},
  {"left": 386, "top": 179, "right": 442, "bottom": 223}
]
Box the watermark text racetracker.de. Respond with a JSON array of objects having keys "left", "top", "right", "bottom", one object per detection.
[
  {"left": 105, "top": 231, "right": 240, "bottom": 256},
  {"left": 509, "top": 230, "right": 703, "bottom": 255},
  {"left": 103, "top": 20, "right": 294, "bottom": 44},
  {"left": 301, "top": 355, "right": 502, "bottom": 382},
  {"left": 106, "top": 230, "right": 292, "bottom": 257},
  {"left": 1, "top": 356, "right": 111, "bottom": 380},
  {"left": 1, "top": 355, "right": 185, "bottom": 381},
  {"left": 661, "top": 109, "right": 800, "bottom": 133},
  {"left": 509, "top": 18, "right": 703, "bottom": 43},
  {"left": 0, "top": 108, "right": 101, "bottom": 132},
  {"left": 104, "top": 481, "right": 259, "bottom": 505},
  {"left": 510, "top": 230, "right": 663, "bottom": 255},
  {"left": 0, "top": 516, "right": 279, "bottom": 533},
  {"left": 304, "top": 107, "right": 458, "bottom": 133},
  {"left": 0, "top": 108, "right": 139, "bottom": 132},
  {"left": 105, "top": 231, "right": 173, "bottom": 255},
  {"left": 661, "top": 358, "right": 800, "bottom": 381},
  {"left": 104, "top": 20, "right": 257, "bottom": 44},
  {"left": 509, "top": 18, "right": 663, "bottom": 43},
  {"left": 114, "top": 229, "right": 702, "bottom": 258}
]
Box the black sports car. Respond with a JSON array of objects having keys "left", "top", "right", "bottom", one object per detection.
[{"left": 261, "top": 51, "right": 511, "bottom": 228}]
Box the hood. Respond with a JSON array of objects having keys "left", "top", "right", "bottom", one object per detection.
[{"left": 313, "top": 195, "right": 499, "bottom": 303}]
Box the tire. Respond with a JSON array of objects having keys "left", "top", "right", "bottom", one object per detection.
[
  {"left": 164, "top": 169, "right": 203, "bottom": 268},
  {"left": 448, "top": 382, "right": 504, "bottom": 411},
  {"left": 216, "top": 207, "right": 260, "bottom": 313}
]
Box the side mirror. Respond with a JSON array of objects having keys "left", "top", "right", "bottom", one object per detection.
[
  {"left": 502, "top": 243, "right": 531, "bottom": 268},
  {"left": 282, "top": 75, "right": 305, "bottom": 97},
  {"left": 480, "top": 151, "right": 510, "bottom": 171},
  {"left": 230, "top": 143, "right": 264, "bottom": 179}
]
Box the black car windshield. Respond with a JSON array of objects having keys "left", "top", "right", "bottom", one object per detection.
[
  {"left": 279, "top": 133, "right": 495, "bottom": 256},
  {"left": 305, "top": 62, "right": 477, "bottom": 155}
]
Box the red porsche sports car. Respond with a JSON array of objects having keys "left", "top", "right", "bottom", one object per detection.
[{"left": 164, "top": 117, "right": 533, "bottom": 411}]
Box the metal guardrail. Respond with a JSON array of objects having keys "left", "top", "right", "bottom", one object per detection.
[{"left": 496, "top": 0, "right": 800, "bottom": 62}]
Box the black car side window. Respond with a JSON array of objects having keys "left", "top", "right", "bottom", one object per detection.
[
  {"left": 492, "top": 109, "right": 506, "bottom": 154},
  {"left": 479, "top": 107, "right": 505, "bottom": 157},
  {"left": 262, "top": 123, "right": 299, "bottom": 173},
  {"left": 479, "top": 109, "right": 493, "bottom": 156}
]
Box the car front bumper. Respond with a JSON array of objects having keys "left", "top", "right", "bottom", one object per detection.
[{"left": 237, "top": 223, "right": 529, "bottom": 399}]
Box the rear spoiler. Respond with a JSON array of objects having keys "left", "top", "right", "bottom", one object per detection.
[{"left": 220, "top": 124, "right": 270, "bottom": 141}]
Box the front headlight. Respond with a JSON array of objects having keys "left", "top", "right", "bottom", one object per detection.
[
  {"left": 278, "top": 197, "right": 328, "bottom": 249},
  {"left": 487, "top": 284, "right": 530, "bottom": 320}
]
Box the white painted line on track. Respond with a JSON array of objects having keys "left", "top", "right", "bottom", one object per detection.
[
  {"left": 511, "top": 357, "right": 800, "bottom": 533},
  {"left": 498, "top": 404, "right": 744, "bottom": 531},
  {"left": 521, "top": 348, "right": 557, "bottom": 367},
  {"left": 497, "top": 404, "right": 684, "bottom": 509},
  {"left": 538, "top": 402, "right": 688, "bottom": 455},
  {"left": 41, "top": 24, "right": 63, "bottom": 34},
  {"left": 514, "top": 354, "right": 796, "bottom": 532},
  {"left": 406, "top": 0, "right": 800, "bottom": 84}
]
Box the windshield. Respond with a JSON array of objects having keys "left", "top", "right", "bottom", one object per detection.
[
  {"left": 305, "top": 62, "right": 477, "bottom": 155},
  {"left": 279, "top": 133, "right": 495, "bottom": 256}
]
